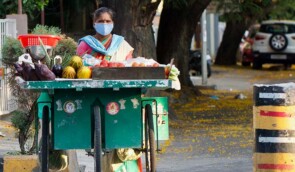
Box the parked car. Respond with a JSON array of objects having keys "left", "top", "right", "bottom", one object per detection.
[
  {"left": 188, "top": 50, "right": 212, "bottom": 77},
  {"left": 252, "top": 20, "right": 295, "bottom": 69}
]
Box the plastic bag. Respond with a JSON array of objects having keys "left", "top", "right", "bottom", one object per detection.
[
  {"left": 124, "top": 57, "right": 159, "bottom": 67},
  {"left": 82, "top": 54, "right": 101, "bottom": 66}
]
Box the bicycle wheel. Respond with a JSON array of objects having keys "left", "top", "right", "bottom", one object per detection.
[
  {"left": 94, "top": 106, "right": 102, "bottom": 172},
  {"left": 41, "top": 106, "right": 50, "bottom": 172},
  {"left": 144, "top": 104, "right": 156, "bottom": 172}
]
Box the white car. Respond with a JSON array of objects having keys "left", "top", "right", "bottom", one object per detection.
[{"left": 252, "top": 20, "right": 295, "bottom": 69}]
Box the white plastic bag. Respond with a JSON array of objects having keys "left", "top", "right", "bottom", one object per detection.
[
  {"left": 82, "top": 54, "right": 101, "bottom": 66},
  {"left": 17, "top": 53, "right": 34, "bottom": 68}
]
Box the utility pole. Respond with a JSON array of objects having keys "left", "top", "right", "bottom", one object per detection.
[
  {"left": 41, "top": 0, "right": 45, "bottom": 25},
  {"left": 60, "top": 0, "right": 64, "bottom": 32},
  {"left": 201, "top": 10, "right": 208, "bottom": 85},
  {"left": 18, "top": 0, "right": 22, "bottom": 14}
]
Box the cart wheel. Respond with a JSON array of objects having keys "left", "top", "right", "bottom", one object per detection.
[
  {"left": 145, "top": 104, "right": 156, "bottom": 172},
  {"left": 94, "top": 106, "right": 102, "bottom": 172},
  {"left": 41, "top": 106, "right": 50, "bottom": 172}
]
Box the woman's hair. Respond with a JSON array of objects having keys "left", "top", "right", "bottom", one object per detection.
[{"left": 93, "top": 7, "right": 115, "bottom": 21}]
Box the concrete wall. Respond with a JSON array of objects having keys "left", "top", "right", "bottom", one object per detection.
[
  {"left": 0, "top": 19, "right": 18, "bottom": 115},
  {"left": 6, "top": 14, "right": 28, "bottom": 35}
]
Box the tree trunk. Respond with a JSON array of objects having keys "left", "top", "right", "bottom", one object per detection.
[
  {"left": 103, "top": 0, "right": 161, "bottom": 59},
  {"left": 215, "top": 20, "right": 248, "bottom": 65},
  {"left": 157, "top": 7, "right": 192, "bottom": 85},
  {"left": 18, "top": 101, "right": 37, "bottom": 154},
  {"left": 156, "top": 0, "right": 211, "bottom": 86}
]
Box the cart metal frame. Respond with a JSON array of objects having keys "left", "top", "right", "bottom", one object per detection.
[{"left": 22, "top": 79, "right": 171, "bottom": 172}]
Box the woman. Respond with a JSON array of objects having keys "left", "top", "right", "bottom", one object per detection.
[{"left": 77, "top": 7, "right": 133, "bottom": 62}]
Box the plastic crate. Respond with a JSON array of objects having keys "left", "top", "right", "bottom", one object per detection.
[{"left": 18, "top": 34, "right": 61, "bottom": 48}]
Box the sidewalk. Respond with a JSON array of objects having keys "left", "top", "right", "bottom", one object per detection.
[
  {"left": 0, "top": 117, "right": 20, "bottom": 172},
  {"left": 0, "top": 114, "right": 97, "bottom": 172}
]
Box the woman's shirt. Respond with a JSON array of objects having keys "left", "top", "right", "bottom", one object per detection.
[{"left": 77, "top": 35, "right": 133, "bottom": 62}]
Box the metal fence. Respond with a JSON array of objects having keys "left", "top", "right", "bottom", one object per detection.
[{"left": 0, "top": 19, "right": 18, "bottom": 115}]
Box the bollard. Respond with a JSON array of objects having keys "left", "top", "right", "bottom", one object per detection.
[{"left": 253, "top": 83, "right": 295, "bottom": 171}]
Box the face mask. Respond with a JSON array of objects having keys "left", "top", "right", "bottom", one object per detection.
[{"left": 94, "top": 23, "right": 114, "bottom": 36}]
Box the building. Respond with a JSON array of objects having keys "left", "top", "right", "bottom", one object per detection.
[{"left": 0, "top": 19, "right": 18, "bottom": 115}]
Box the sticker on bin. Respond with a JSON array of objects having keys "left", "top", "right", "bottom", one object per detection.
[
  {"left": 63, "top": 101, "right": 76, "bottom": 114},
  {"left": 119, "top": 99, "right": 126, "bottom": 109},
  {"left": 56, "top": 100, "right": 63, "bottom": 111},
  {"left": 131, "top": 98, "right": 139, "bottom": 109},
  {"left": 106, "top": 102, "right": 120, "bottom": 115}
]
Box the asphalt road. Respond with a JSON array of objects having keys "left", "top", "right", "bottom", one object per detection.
[
  {"left": 156, "top": 64, "right": 295, "bottom": 172},
  {"left": 0, "top": 117, "right": 19, "bottom": 172}
]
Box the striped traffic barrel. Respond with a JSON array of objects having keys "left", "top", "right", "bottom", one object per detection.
[{"left": 254, "top": 83, "right": 295, "bottom": 171}]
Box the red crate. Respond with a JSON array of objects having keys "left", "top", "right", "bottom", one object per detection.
[{"left": 18, "top": 34, "right": 61, "bottom": 48}]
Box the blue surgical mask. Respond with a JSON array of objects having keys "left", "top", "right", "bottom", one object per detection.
[{"left": 94, "top": 23, "right": 114, "bottom": 36}]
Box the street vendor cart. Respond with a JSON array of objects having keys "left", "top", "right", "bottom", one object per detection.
[
  {"left": 21, "top": 78, "right": 171, "bottom": 172},
  {"left": 16, "top": 34, "right": 174, "bottom": 172}
]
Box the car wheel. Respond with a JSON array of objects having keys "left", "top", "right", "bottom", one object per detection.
[{"left": 269, "top": 34, "right": 288, "bottom": 51}]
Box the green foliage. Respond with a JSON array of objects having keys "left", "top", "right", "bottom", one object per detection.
[
  {"left": 217, "top": 0, "right": 274, "bottom": 22},
  {"left": 6, "top": 151, "right": 22, "bottom": 155},
  {"left": 31, "top": 25, "right": 69, "bottom": 67},
  {"left": 1, "top": 24, "right": 77, "bottom": 155},
  {"left": 268, "top": 0, "right": 295, "bottom": 20},
  {"left": 10, "top": 107, "right": 37, "bottom": 155},
  {"left": 10, "top": 110, "right": 28, "bottom": 131},
  {"left": 35, "top": 0, "right": 50, "bottom": 10},
  {"left": 53, "top": 35, "right": 78, "bottom": 67},
  {"left": 31, "top": 24, "right": 61, "bottom": 35},
  {"left": 0, "top": 0, "right": 49, "bottom": 19},
  {"left": 1, "top": 24, "right": 77, "bottom": 68},
  {"left": 165, "top": 0, "right": 188, "bottom": 9},
  {"left": 0, "top": 0, "right": 17, "bottom": 18},
  {"left": 1, "top": 37, "right": 24, "bottom": 65},
  {"left": 260, "top": 0, "right": 273, "bottom": 7},
  {"left": 239, "top": 1, "right": 261, "bottom": 15},
  {"left": 30, "top": 24, "right": 77, "bottom": 67}
]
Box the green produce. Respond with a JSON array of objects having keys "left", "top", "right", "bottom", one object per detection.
[{"left": 168, "top": 65, "right": 180, "bottom": 81}]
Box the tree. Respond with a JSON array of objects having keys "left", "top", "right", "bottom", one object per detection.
[
  {"left": 57, "top": 0, "right": 99, "bottom": 32},
  {"left": 268, "top": 0, "right": 295, "bottom": 20},
  {"left": 101, "top": 0, "right": 161, "bottom": 59},
  {"left": 1, "top": 37, "right": 39, "bottom": 154},
  {"left": 215, "top": 0, "right": 276, "bottom": 65},
  {"left": 0, "top": 0, "right": 49, "bottom": 19},
  {"left": 157, "top": 0, "right": 211, "bottom": 86}
]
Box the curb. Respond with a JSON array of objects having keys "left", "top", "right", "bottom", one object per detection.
[
  {"left": 0, "top": 113, "right": 11, "bottom": 121},
  {"left": 3, "top": 155, "right": 39, "bottom": 172}
]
